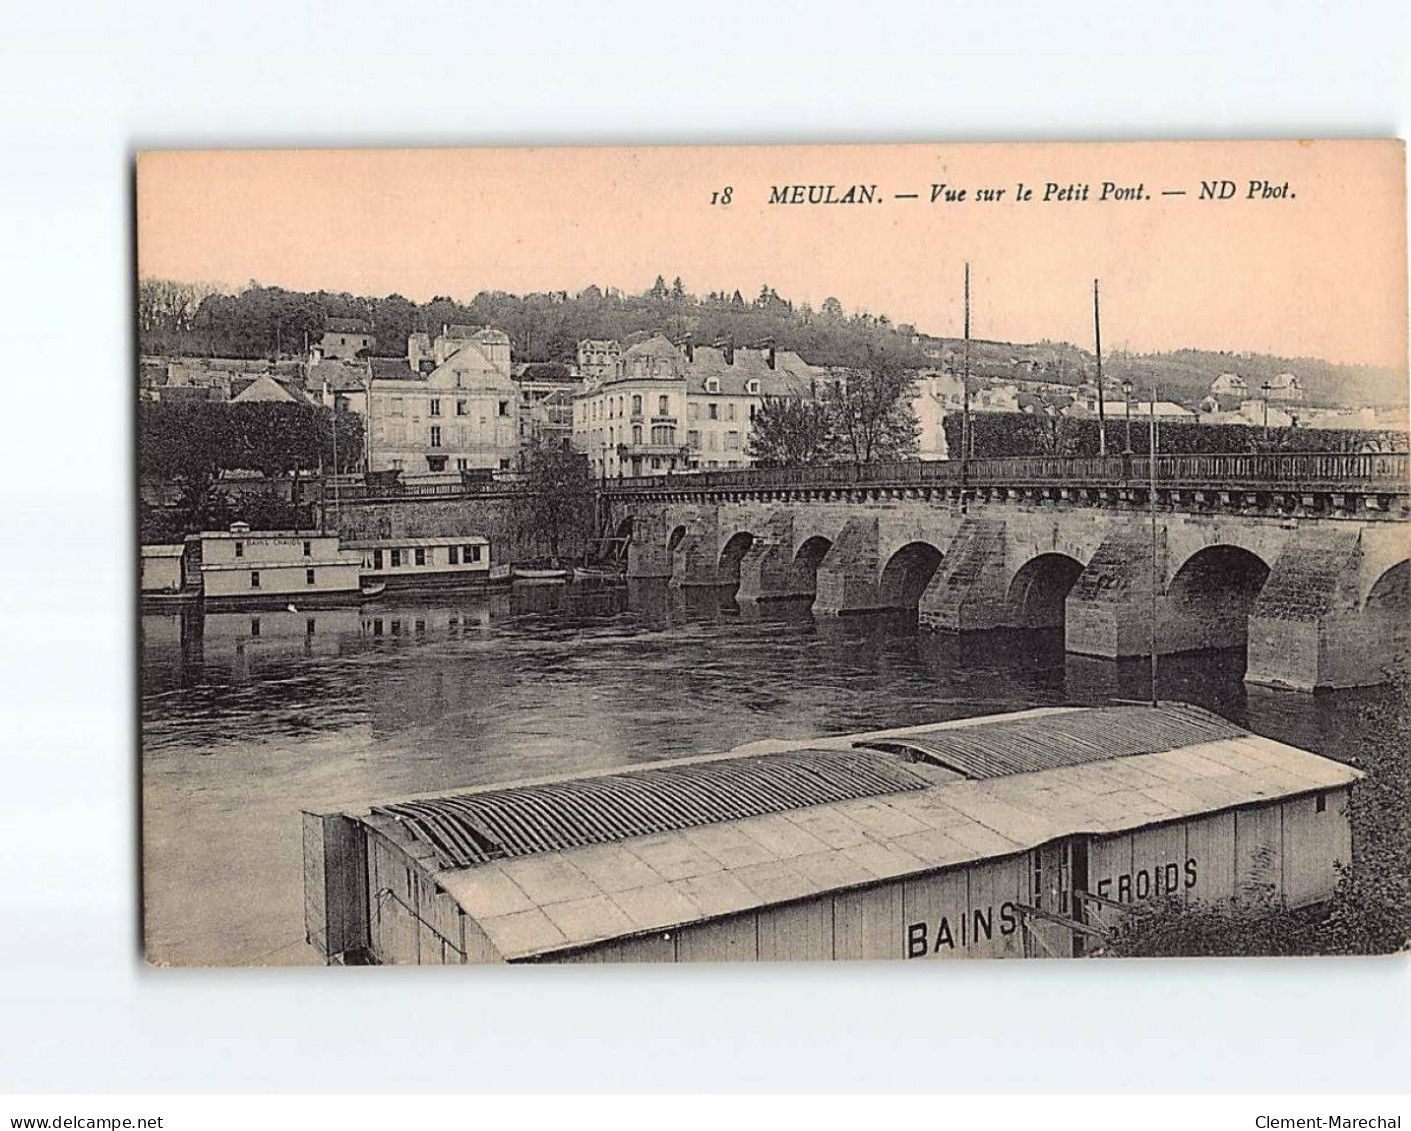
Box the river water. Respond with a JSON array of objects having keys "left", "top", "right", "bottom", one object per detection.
[{"left": 140, "top": 579, "right": 1400, "bottom": 966}]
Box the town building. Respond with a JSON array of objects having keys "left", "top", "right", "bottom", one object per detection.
[
  {"left": 576, "top": 339, "right": 622, "bottom": 381},
  {"left": 514, "top": 362, "right": 583, "bottom": 450},
  {"left": 1265, "top": 372, "right": 1304, "bottom": 403},
  {"left": 366, "top": 327, "right": 519, "bottom": 474},
  {"left": 572, "top": 334, "right": 826, "bottom": 477},
  {"left": 319, "top": 318, "right": 375, "bottom": 360}
]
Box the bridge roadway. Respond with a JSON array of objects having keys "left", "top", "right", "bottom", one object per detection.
[{"left": 600, "top": 451, "right": 1410, "bottom": 692}]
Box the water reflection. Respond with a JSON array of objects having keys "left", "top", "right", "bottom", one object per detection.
[{"left": 140, "top": 578, "right": 1403, "bottom": 966}]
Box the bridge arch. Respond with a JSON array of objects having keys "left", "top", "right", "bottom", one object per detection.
[
  {"left": 1364, "top": 559, "right": 1410, "bottom": 613},
  {"left": 666, "top": 523, "right": 688, "bottom": 555},
  {"left": 1162, "top": 544, "right": 1272, "bottom": 653},
  {"left": 879, "top": 541, "right": 945, "bottom": 610},
  {"left": 1007, "top": 553, "right": 1085, "bottom": 628},
  {"left": 789, "top": 536, "right": 833, "bottom": 596},
  {"left": 717, "top": 531, "right": 756, "bottom": 589}
]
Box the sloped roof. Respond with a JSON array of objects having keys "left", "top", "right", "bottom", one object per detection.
[
  {"left": 350, "top": 703, "right": 1360, "bottom": 960},
  {"left": 370, "top": 357, "right": 422, "bottom": 382},
  {"left": 624, "top": 334, "right": 681, "bottom": 359},
  {"left": 325, "top": 317, "right": 372, "bottom": 335},
  {"left": 306, "top": 359, "right": 369, "bottom": 392},
  {"left": 230, "top": 373, "right": 297, "bottom": 403}
]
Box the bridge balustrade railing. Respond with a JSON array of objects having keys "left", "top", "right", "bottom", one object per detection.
[
  {"left": 601, "top": 450, "right": 1409, "bottom": 494},
  {"left": 322, "top": 450, "right": 1408, "bottom": 500}
]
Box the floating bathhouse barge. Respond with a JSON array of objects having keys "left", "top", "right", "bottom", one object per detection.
[
  {"left": 345, "top": 535, "right": 502, "bottom": 594},
  {"left": 303, "top": 704, "right": 1360, "bottom": 965},
  {"left": 185, "top": 523, "right": 365, "bottom": 610}
]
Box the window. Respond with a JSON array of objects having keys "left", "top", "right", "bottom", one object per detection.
[
  {"left": 457, "top": 399, "right": 467, "bottom": 415},
  {"left": 373, "top": 550, "right": 383, "bottom": 570},
  {"left": 302, "top": 540, "right": 311, "bottom": 557},
  {"left": 687, "top": 430, "right": 701, "bottom": 450},
  {"left": 651, "top": 425, "right": 674, "bottom": 445},
  {"left": 746, "top": 379, "right": 760, "bottom": 395},
  {"left": 448, "top": 546, "right": 459, "bottom": 565},
  {"left": 499, "top": 458, "right": 510, "bottom": 470},
  {"left": 631, "top": 394, "right": 643, "bottom": 416},
  {"left": 430, "top": 398, "right": 442, "bottom": 417},
  {"left": 498, "top": 401, "right": 510, "bottom": 417},
  {"left": 390, "top": 458, "right": 404, "bottom": 470},
  {"left": 706, "top": 377, "right": 720, "bottom": 393},
  {"left": 250, "top": 616, "right": 260, "bottom": 636},
  {"left": 414, "top": 548, "right": 426, "bottom": 566},
  {"left": 430, "top": 426, "right": 442, "bottom": 447},
  {"left": 1316, "top": 793, "right": 1327, "bottom": 813},
  {"left": 658, "top": 395, "right": 669, "bottom": 415},
  {"left": 250, "top": 570, "right": 260, "bottom": 588},
  {"left": 726, "top": 431, "right": 740, "bottom": 450},
  {"left": 632, "top": 424, "right": 642, "bottom": 444},
  {"left": 708, "top": 432, "right": 718, "bottom": 451},
  {"left": 390, "top": 549, "right": 403, "bottom": 568},
  {"left": 688, "top": 402, "right": 699, "bottom": 420},
  {"left": 726, "top": 403, "right": 736, "bottom": 421},
  {"left": 708, "top": 403, "right": 719, "bottom": 420},
  {"left": 306, "top": 568, "right": 316, "bottom": 585},
  {"left": 390, "top": 398, "right": 404, "bottom": 416},
  {"left": 749, "top": 403, "right": 757, "bottom": 420},
  {"left": 234, "top": 541, "right": 244, "bottom": 558},
  {"left": 456, "top": 458, "right": 468, "bottom": 470},
  {"left": 463, "top": 544, "right": 482, "bottom": 563}
]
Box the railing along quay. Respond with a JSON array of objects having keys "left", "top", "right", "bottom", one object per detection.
[{"left": 600, "top": 450, "right": 1410, "bottom": 497}]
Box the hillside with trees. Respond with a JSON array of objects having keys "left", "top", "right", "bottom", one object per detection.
[{"left": 139, "top": 277, "right": 1407, "bottom": 412}]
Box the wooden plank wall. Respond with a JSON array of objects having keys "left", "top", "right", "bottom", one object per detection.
[
  {"left": 1281, "top": 787, "right": 1351, "bottom": 908},
  {"left": 358, "top": 792, "right": 1354, "bottom": 965}
]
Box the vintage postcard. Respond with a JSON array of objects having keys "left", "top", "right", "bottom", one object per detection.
[{"left": 136, "top": 140, "right": 1409, "bottom": 967}]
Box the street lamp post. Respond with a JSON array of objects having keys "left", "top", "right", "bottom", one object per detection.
[
  {"left": 1121, "top": 377, "right": 1134, "bottom": 454},
  {"left": 1121, "top": 377, "right": 1134, "bottom": 480},
  {"left": 1260, "top": 381, "right": 1273, "bottom": 428}
]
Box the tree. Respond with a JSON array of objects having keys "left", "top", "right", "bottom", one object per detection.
[
  {"left": 746, "top": 396, "right": 840, "bottom": 467},
  {"left": 828, "top": 342, "right": 921, "bottom": 463},
  {"left": 514, "top": 439, "right": 594, "bottom": 563},
  {"left": 648, "top": 275, "right": 668, "bottom": 302},
  {"left": 820, "top": 296, "right": 845, "bottom": 321},
  {"left": 670, "top": 276, "right": 686, "bottom": 301}
]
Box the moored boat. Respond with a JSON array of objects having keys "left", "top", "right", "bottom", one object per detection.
[
  {"left": 186, "top": 523, "right": 367, "bottom": 610},
  {"left": 348, "top": 535, "right": 501, "bottom": 595},
  {"left": 511, "top": 565, "right": 570, "bottom": 583}
]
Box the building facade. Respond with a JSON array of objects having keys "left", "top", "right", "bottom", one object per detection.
[
  {"left": 319, "top": 318, "right": 375, "bottom": 360},
  {"left": 572, "top": 335, "right": 826, "bottom": 477},
  {"left": 367, "top": 327, "right": 519, "bottom": 473}
]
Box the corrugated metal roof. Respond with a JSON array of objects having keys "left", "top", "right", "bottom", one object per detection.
[
  {"left": 343, "top": 705, "right": 1363, "bottom": 960},
  {"left": 375, "top": 749, "right": 930, "bottom": 869},
  {"left": 858, "top": 704, "right": 1245, "bottom": 780}
]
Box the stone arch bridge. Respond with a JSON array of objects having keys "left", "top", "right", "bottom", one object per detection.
[{"left": 603, "top": 452, "right": 1410, "bottom": 692}]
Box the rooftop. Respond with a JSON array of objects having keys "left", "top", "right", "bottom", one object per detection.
[{"left": 350, "top": 704, "right": 1360, "bottom": 960}]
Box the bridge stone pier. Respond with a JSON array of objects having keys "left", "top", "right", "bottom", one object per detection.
[{"left": 604, "top": 452, "right": 1409, "bottom": 692}]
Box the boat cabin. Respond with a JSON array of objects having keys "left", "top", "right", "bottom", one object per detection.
[
  {"left": 186, "top": 522, "right": 363, "bottom": 609},
  {"left": 346, "top": 536, "right": 497, "bottom": 592},
  {"left": 140, "top": 543, "right": 185, "bottom": 594},
  {"left": 303, "top": 703, "right": 1360, "bottom": 965}
]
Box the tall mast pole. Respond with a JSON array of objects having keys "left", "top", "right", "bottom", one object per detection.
[
  {"left": 1094, "top": 278, "right": 1106, "bottom": 458},
  {"left": 1148, "top": 383, "right": 1159, "bottom": 707},
  {"left": 962, "top": 261, "right": 972, "bottom": 473}
]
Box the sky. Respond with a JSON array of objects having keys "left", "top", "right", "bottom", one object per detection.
[{"left": 137, "top": 140, "right": 1407, "bottom": 369}]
